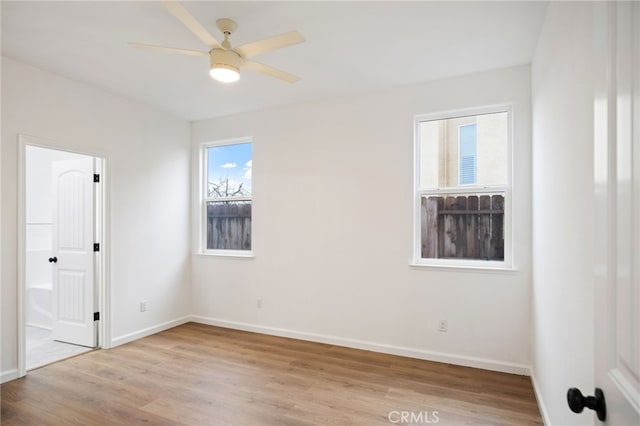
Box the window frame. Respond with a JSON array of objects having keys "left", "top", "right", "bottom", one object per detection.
[
  {"left": 412, "top": 104, "right": 513, "bottom": 269},
  {"left": 199, "top": 137, "right": 254, "bottom": 257}
]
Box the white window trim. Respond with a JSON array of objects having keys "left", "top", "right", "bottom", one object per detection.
[
  {"left": 412, "top": 104, "right": 513, "bottom": 269},
  {"left": 199, "top": 137, "right": 254, "bottom": 257}
]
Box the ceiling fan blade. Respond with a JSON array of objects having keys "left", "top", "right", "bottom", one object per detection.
[
  {"left": 129, "top": 42, "right": 208, "bottom": 56},
  {"left": 243, "top": 60, "right": 300, "bottom": 83},
  {"left": 235, "top": 31, "right": 305, "bottom": 58},
  {"left": 162, "top": 1, "right": 220, "bottom": 48}
]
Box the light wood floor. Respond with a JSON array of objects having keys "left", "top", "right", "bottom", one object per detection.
[{"left": 1, "top": 322, "right": 542, "bottom": 425}]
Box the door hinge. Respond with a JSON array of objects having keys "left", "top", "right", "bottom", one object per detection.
[
  {"left": 93, "top": 174, "right": 100, "bottom": 183},
  {"left": 94, "top": 243, "right": 100, "bottom": 252},
  {"left": 94, "top": 312, "right": 100, "bottom": 321}
]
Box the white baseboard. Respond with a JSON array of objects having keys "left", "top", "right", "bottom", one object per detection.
[
  {"left": 111, "top": 315, "right": 191, "bottom": 347},
  {"left": 190, "top": 316, "right": 531, "bottom": 376},
  {"left": 1, "top": 369, "right": 19, "bottom": 384},
  {"left": 530, "top": 369, "right": 551, "bottom": 425}
]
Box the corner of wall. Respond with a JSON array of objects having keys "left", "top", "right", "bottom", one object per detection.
[
  {"left": 530, "top": 368, "right": 552, "bottom": 425},
  {"left": 110, "top": 315, "right": 192, "bottom": 348}
]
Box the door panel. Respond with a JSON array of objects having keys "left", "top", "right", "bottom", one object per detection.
[
  {"left": 51, "top": 158, "right": 96, "bottom": 348},
  {"left": 594, "top": 2, "right": 640, "bottom": 424}
]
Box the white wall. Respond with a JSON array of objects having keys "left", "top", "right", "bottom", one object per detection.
[
  {"left": 191, "top": 65, "right": 533, "bottom": 373},
  {"left": 531, "top": 3, "right": 595, "bottom": 425},
  {"left": 1, "top": 57, "right": 192, "bottom": 380}
]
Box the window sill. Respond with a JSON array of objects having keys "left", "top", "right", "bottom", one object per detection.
[
  {"left": 409, "top": 262, "right": 517, "bottom": 273},
  {"left": 195, "top": 251, "right": 254, "bottom": 259}
]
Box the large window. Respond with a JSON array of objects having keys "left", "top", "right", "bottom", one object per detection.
[
  {"left": 414, "top": 106, "right": 511, "bottom": 268},
  {"left": 201, "top": 140, "right": 252, "bottom": 254}
]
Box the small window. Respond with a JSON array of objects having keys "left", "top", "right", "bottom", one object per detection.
[
  {"left": 201, "top": 140, "right": 252, "bottom": 253},
  {"left": 458, "top": 123, "right": 477, "bottom": 185},
  {"left": 414, "top": 107, "right": 511, "bottom": 267}
]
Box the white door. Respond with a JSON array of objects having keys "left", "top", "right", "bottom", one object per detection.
[
  {"left": 591, "top": 2, "right": 640, "bottom": 424},
  {"left": 51, "top": 157, "right": 96, "bottom": 347}
]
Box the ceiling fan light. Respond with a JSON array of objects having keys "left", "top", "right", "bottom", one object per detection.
[{"left": 210, "top": 63, "right": 240, "bottom": 83}]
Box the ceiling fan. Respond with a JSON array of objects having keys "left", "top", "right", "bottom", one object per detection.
[{"left": 130, "top": 1, "right": 305, "bottom": 83}]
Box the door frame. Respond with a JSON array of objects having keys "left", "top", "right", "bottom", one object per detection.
[{"left": 17, "top": 134, "right": 110, "bottom": 378}]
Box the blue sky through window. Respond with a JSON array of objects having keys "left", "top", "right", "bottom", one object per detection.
[{"left": 207, "top": 142, "right": 252, "bottom": 197}]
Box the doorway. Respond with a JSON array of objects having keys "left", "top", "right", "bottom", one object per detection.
[{"left": 18, "top": 136, "right": 107, "bottom": 374}]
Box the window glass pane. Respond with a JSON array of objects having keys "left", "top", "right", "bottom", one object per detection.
[
  {"left": 459, "top": 123, "right": 477, "bottom": 185},
  {"left": 420, "top": 193, "right": 504, "bottom": 260},
  {"left": 207, "top": 143, "right": 252, "bottom": 198},
  {"left": 206, "top": 201, "right": 252, "bottom": 250},
  {"left": 416, "top": 108, "right": 510, "bottom": 265},
  {"left": 419, "top": 111, "right": 507, "bottom": 189}
]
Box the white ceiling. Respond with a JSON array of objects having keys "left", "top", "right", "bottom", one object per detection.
[{"left": 1, "top": 1, "right": 548, "bottom": 121}]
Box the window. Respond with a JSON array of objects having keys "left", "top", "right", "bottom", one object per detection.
[
  {"left": 201, "top": 140, "right": 252, "bottom": 254},
  {"left": 458, "top": 124, "right": 477, "bottom": 185},
  {"left": 414, "top": 106, "right": 511, "bottom": 267}
]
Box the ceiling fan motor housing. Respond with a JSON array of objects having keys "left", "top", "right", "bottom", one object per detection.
[{"left": 210, "top": 48, "right": 242, "bottom": 73}]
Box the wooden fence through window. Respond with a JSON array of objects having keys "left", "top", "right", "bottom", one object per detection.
[
  {"left": 421, "top": 194, "right": 504, "bottom": 260},
  {"left": 207, "top": 201, "right": 252, "bottom": 250}
]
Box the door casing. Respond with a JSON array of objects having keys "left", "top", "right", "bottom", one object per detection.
[{"left": 17, "top": 134, "right": 110, "bottom": 377}]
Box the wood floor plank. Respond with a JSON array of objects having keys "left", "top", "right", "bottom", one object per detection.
[{"left": 1, "top": 322, "right": 542, "bottom": 425}]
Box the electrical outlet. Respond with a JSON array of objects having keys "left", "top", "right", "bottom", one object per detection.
[
  {"left": 438, "top": 320, "right": 448, "bottom": 332},
  {"left": 257, "top": 299, "right": 263, "bottom": 309},
  {"left": 140, "top": 300, "right": 147, "bottom": 312}
]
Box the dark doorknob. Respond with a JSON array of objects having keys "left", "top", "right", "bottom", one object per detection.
[
  {"left": 567, "top": 387, "right": 606, "bottom": 421},
  {"left": 48, "top": 257, "right": 58, "bottom": 263}
]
